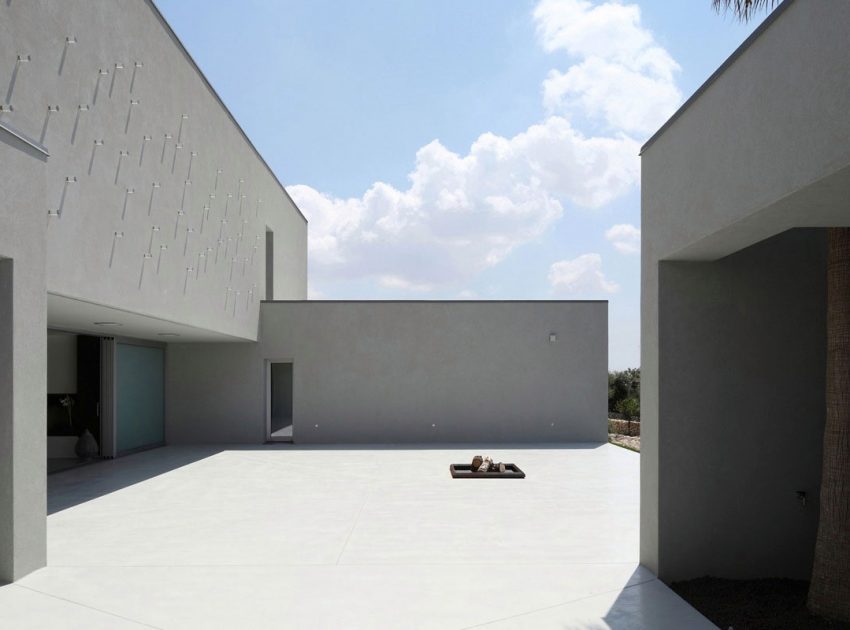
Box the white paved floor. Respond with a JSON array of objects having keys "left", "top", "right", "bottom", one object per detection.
[{"left": 0, "top": 444, "right": 714, "bottom": 629}]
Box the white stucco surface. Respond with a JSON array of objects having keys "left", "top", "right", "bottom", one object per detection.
[
  {"left": 640, "top": 0, "right": 850, "bottom": 579},
  {"left": 0, "top": 0, "right": 308, "bottom": 343},
  {"left": 0, "top": 444, "right": 712, "bottom": 629}
]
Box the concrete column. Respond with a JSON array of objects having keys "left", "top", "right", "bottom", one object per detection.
[
  {"left": 0, "top": 130, "right": 48, "bottom": 583},
  {"left": 0, "top": 259, "right": 47, "bottom": 583}
]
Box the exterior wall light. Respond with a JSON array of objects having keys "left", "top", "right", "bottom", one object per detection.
[{"left": 549, "top": 333, "right": 558, "bottom": 343}]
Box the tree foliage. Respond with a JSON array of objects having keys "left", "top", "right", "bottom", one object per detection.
[
  {"left": 711, "top": 0, "right": 779, "bottom": 22},
  {"left": 609, "top": 368, "right": 640, "bottom": 415},
  {"left": 615, "top": 397, "right": 640, "bottom": 421}
]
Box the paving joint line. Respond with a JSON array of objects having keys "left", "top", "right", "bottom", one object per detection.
[
  {"left": 14, "top": 584, "right": 164, "bottom": 629},
  {"left": 457, "top": 576, "right": 659, "bottom": 630}
]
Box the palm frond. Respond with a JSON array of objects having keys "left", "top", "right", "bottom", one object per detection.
[{"left": 712, "top": 0, "right": 780, "bottom": 22}]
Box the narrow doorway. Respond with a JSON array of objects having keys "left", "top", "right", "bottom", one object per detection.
[{"left": 267, "top": 361, "right": 293, "bottom": 441}]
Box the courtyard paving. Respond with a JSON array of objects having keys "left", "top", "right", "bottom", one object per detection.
[{"left": 0, "top": 444, "right": 713, "bottom": 628}]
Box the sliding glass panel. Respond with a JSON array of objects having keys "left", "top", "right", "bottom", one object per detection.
[{"left": 116, "top": 343, "right": 164, "bottom": 453}]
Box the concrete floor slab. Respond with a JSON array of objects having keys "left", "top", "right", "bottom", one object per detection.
[{"left": 1, "top": 445, "right": 714, "bottom": 629}]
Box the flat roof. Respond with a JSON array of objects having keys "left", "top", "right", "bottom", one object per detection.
[
  {"left": 640, "top": 0, "right": 794, "bottom": 155},
  {"left": 262, "top": 299, "right": 608, "bottom": 304}
]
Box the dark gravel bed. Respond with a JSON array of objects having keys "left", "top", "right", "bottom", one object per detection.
[{"left": 671, "top": 577, "right": 850, "bottom": 629}]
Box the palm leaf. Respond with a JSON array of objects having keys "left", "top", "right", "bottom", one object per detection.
[{"left": 712, "top": 0, "right": 780, "bottom": 21}]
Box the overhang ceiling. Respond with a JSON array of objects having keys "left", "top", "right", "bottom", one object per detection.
[{"left": 47, "top": 293, "right": 252, "bottom": 343}]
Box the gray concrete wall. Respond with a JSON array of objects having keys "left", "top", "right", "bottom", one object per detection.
[
  {"left": 657, "top": 230, "right": 826, "bottom": 581},
  {"left": 166, "top": 301, "right": 607, "bottom": 444},
  {"left": 0, "top": 129, "right": 48, "bottom": 582},
  {"left": 642, "top": 0, "right": 850, "bottom": 263},
  {"left": 0, "top": 0, "right": 307, "bottom": 341},
  {"left": 641, "top": 0, "right": 850, "bottom": 579}
]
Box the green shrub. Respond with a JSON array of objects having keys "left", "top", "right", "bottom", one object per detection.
[
  {"left": 608, "top": 368, "right": 640, "bottom": 412},
  {"left": 615, "top": 397, "right": 640, "bottom": 420}
]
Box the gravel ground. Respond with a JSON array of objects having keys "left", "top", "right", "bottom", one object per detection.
[
  {"left": 608, "top": 433, "right": 640, "bottom": 452},
  {"left": 672, "top": 577, "right": 850, "bottom": 629}
]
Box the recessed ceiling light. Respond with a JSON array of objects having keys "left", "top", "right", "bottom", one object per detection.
[
  {"left": 93, "top": 321, "right": 122, "bottom": 327},
  {"left": 158, "top": 333, "right": 180, "bottom": 337}
]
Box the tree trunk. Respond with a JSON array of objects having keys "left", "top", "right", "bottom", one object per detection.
[{"left": 808, "top": 227, "right": 850, "bottom": 620}]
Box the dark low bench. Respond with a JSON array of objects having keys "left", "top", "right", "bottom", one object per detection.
[{"left": 449, "top": 464, "right": 525, "bottom": 479}]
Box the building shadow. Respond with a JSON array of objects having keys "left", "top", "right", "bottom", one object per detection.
[
  {"left": 47, "top": 442, "right": 608, "bottom": 514},
  {"left": 47, "top": 445, "right": 223, "bottom": 514}
]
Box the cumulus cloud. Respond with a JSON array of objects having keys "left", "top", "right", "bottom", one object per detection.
[
  {"left": 534, "top": 0, "right": 681, "bottom": 135},
  {"left": 605, "top": 223, "right": 641, "bottom": 255},
  {"left": 290, "top": 118, "right": 639, "bottom": 290},
  {"left": 548, "top": 253, "right": 619, "bottom": 294},
  {"left": 291, "top": 0, "right": 680, "bottom": 295}
]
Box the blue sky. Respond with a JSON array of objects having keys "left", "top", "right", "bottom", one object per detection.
[{"left": 156, "top": 0, "right": 761, "bottom": 369}]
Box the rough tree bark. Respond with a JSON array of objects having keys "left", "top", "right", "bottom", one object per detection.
[{"left": 808, "top": 227, "right": 850, "bottom": 620}]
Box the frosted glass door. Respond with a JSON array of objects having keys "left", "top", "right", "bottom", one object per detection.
[{"left": 116, "top": 343, "right": 164, "bottom": 453}]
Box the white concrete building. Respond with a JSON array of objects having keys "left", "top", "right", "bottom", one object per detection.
[
  {"left": 641, "top": 0, "right": 850, "bottom": 583},
  {"left": 0, "top": 0, "right": 607, "bottom": 588}
]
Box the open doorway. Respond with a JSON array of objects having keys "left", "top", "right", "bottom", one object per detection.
[
  {"left": 267, "top": 361, "right": 293, "bottom": 441},
  {"left": 47, "top": 331, "right": 101, "bottom": 473}
]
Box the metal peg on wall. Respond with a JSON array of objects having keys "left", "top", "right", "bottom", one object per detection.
[
  {"left": 130, "top": 61, "right": 143, "bottom": 93},
  {"left": 121, "top": 187, "right": 135, "bottom": 220},
  {"left": 114, "top": 150, "right": 129, "bottom": 184},
  {"left": 160, "top": 133, "right": 172, "bottom": 164},
  {"left": 138, "top": 252, "right": 153, "bottom": 288},
  {"left": 109, "top": 62, "right": 124, "bottom": 98},
  {"left": 183, "top": 226, "right": 195, "bottom": 256},
  {"left": 157, "top": 244, "right": 167, "bottom": 273},
  {"left": 125, "top": 99, "right": 139, "bottom": 133},
  {"left": 59, "top": 37, "right": 76, "bottom": 75},
  {"left": 187, "top": 151, "right": 198, "bottom": 179},
  {"left": 71, "top": 104, "right": 89, "bottom": 144},
  {"left": 88, "top": 139, "right": 103, "bottom": 175},
  {"left": 93, "top": 68, "right": 108, "bottom": 105},
  {"left": 177, "top": 113, "right": 189, "bottom": 144},
  {"left": 139, "top": 135, "right": 152, "bottom": 166},
  {"left": 148, "top": 181, "right": 160, "bottom": 215},
  {"left": 147, "top": 225, "right": 160, "bottom": 253},
  {"left": 174, "top": 209, "right": 185, "bottom": 239},
  {"left": 5, "top": 54, "right": 30, "bottom": 105},
  {"left": 56, "top": 176, "right": 77, "bottom": 217},
  {"left": 108, "top": 231, "right": 124, "bottom": 268},
  {"left": 183, "top": 266, "right": 193, "bottom": 295}
]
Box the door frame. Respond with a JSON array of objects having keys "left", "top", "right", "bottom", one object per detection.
[{"left": 265, "top": 358, "right": 294, "bottom": 443}]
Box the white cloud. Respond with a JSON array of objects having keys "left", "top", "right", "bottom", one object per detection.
[
  {"left": 289, "top": 117, "right": 639, "bottom": 291},
  {"left": 605, "top": 223, "right": 641, "bottom": 254},
  {"left": 291, "top": 0, "right": 681, "bottom": 296},
  {"left": 548, "top": 253, "right": 619, "bottom": 294},
  {"left": 534, "top": 0, "right": 681, "bottom": 135}
]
